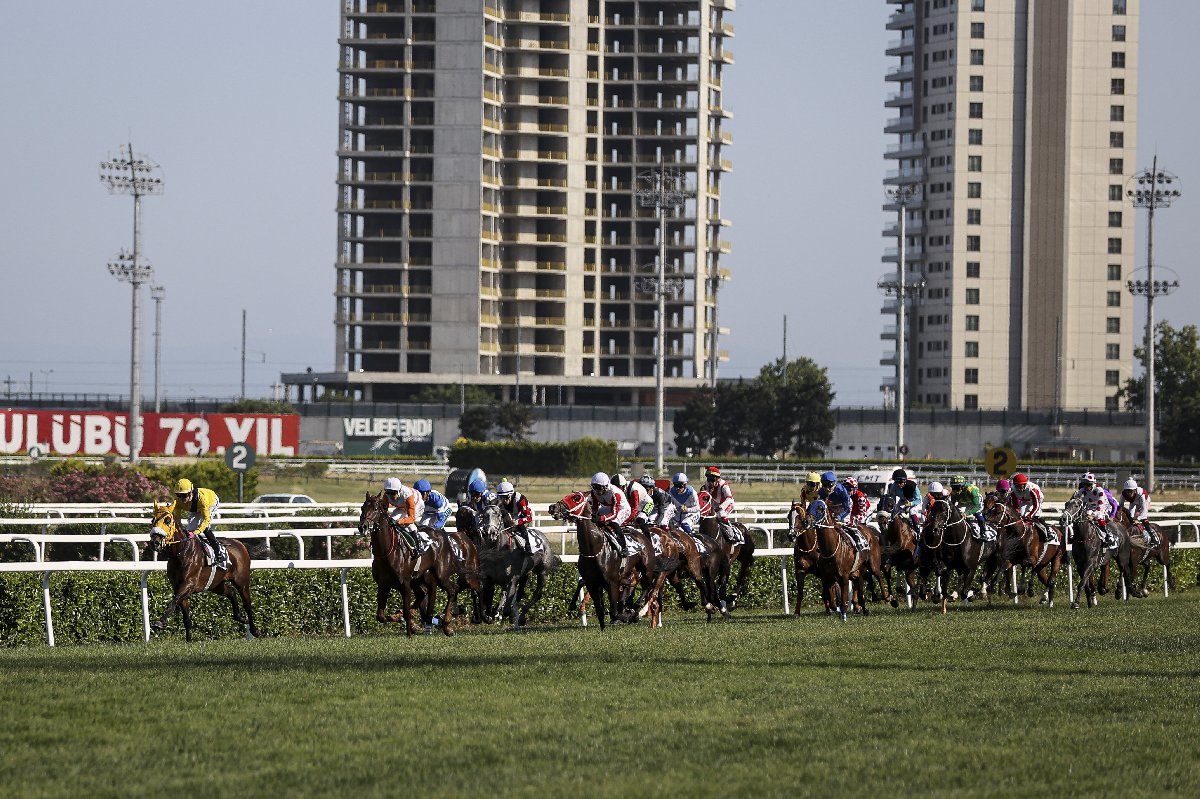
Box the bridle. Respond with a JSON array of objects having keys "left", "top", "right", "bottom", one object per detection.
[
  {"left": 806, "top": 502, "right": 848, "bottom": 561},
  {"left": 787, "top": 503, "right": 818, "bottom": 554},
  {"left": 359, "top": 499, "right": 396, "bottom": 558},
  {"left": 925, "top": 498, "right": 967, "bottom": 550}
]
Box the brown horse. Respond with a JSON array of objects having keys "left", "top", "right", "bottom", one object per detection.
[
  {"left": 1115, "top": 507, "right": 1175, "bottom": 596},
  {"left": 801, "top": 500, "right": 888, "bottom": 620},
  {"left": 358, "top": 492, "right": 479, "bottom": 636},
  {"left": 874, "top": 495, "right": 920, "bottom": 609},
  {"left": 697, "top": 490, "right": 755, "bottom": 609},
  {"left": 920, "top": 497, "right": 996, "bottom": 614},
  {"left": 643, "top": 523, "right": 727, "bottom": 625},
  {"left": 982, "top": 492, "right": 1065, "bottom": 607},
  {"left": 147, "top": 502, "right": 259, "bottom": 642},
  {"left": 548, "top": 492, "right": 655, "bottom": 629},
  {"left": 786, "top": 500, "right": 822, "bottom": 614}
]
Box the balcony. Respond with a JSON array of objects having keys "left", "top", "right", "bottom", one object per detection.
[
  {"left": 884, "top": 115, "right": 915, "bottom": 134},
  {"left": 880, "top": 351, "right": 898, "bottom": 367},
  {"left": 883, "top": 166, "right": 925, "bottom": 185},
  {"left": 884, "top": 140, "right": 926, "bottom": 159},
  {"left": 885, "top": 63, "right": 914, "bottom": 82}
]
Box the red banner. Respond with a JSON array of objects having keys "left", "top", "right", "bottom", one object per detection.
[{"left": 0, "top": 410, "right": 299, "bottom": 457}]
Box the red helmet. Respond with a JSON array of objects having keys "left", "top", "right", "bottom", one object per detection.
[
  {"left": 1013, "top": 473, "right": 1029, "bottom": 486},
  {"left": 705, "top": 466, "right": 721, "bottom": 479}
]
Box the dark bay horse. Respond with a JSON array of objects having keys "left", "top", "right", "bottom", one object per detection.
[
  {"left": 358, "top": 492, "right": 478, "bottom": 636},
  {"left": 801, "top": 500, "right": 888, "bottom": 621},
  {"left": 787, "top": 500, "right": 822, "bottom": 614},
  {"left": 1062, "top": 497, "right": 1140, "bottom": 609},
  {"left": 147, "top": 502, "right": 259, "bottom": 642},
  {"left": 920, "top": 497, "right": 996, "bottom": 614},
  {"left": 643, "top": 523, "right": 727, "bottom": 625},
  {"left": 1115, "top": 506, "right": 1175, "bottom": 596},
  {"left": 982, "top": 492, "right": 1065, "bottom": 607},
  {"left": 458, "top": 503, "right": 560, "bottom": 628},
  {"left": 548, "top": 492, "right": 655, "bottom": 629},
  {"left": 697, "top": 490, "right": 755, "bottom": 609},
  {"left": 875, "top": 495, "right": 920, "bottom": 609}
]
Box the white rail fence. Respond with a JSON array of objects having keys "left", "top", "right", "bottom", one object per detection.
[{"left": 1, "top": 502, "right": 1196, "bottom": 646}]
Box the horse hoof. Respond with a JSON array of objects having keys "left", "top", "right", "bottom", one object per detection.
[
  {"left": 889, "top": 599, "right": 899, "bottom": 608},
  {"left": 149, "top": 621, "right": 163, "bottom": 632},
  {"left": 1071, "top": 602, "right": 1080, "bottom": 610},
  {"left": 442, "top": 626, "right": 454, "bottom": 637}
]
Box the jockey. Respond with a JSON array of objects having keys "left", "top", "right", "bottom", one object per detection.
[
  {"left": 842, "top": 477, "right": 872, "bottom": 526},
  {"left": 1120, "top": 478, "right": 1154, "bottom": 544},
  {"left": 383, "top": 477, "right": 429, "bottom": 551},
  {"left": 994, "top": 478, "right": 1013, "bottom": 504},
  {"left": 639, "top": 474, "right": 672, "bottom": 527},
  {"left": 666, "top": 472, "right": 701, "bottom": 535},
  {"left": 798, "top": 471, "right": 822, "bottom": 510},
  {"left": 496, "top": 480, "right": 535, "bottom": 554},
  {"left": 1084, "top": 485, "right": 1117, "bottom": 549},
  {"left": 1071, "top": 472, "right": 1119, "bottom": 520},
  {"left": 949, "top": 475, "right": 986, "bottom": 539},
  {"left": 1006, "top": 473, "right": 1049, "bottom": 540},
  {"left": 882, "top": 467, "right": 922, "bottom": 528},
  {"left": 590, "top": 472, "right": 631, "bottom": 556},
  {"left": 615, "top": 473, "right": 652, "bottom": 531},
  {"left": 413, "top": 478, "right": 450, "bottom": 530},
  {"left": 704, "top": 466, "right": 741, "bottom": 545},
  {"left": 168, "top": 478, "right": 226, "bottom": 568},
  {"left": 922, "top": 480, "right": 949, "bottom": 516},
  {"left": 819, "top": 471, "right": 867, "bottom": 550}
]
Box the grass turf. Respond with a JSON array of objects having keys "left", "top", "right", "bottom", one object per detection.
[{"left": 1, "top": 593, "right": 1198, "bottom": 798}]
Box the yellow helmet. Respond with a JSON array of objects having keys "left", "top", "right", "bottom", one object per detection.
[
  {"left": 806, "top": 471, "right": 821, "bottom": 484},
  {"left": 174, "top": 478, "right": 194, "bottom": 495}
]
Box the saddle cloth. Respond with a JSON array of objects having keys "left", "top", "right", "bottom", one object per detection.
[
  {"left": 840, "top": 527, "right": 870, "bottom": 553},
  {"left": 970, "top": 523, "right": 999, "bottom": 543},
  {"left": 606, "top": 530, "right": 643, "bottom": 557},
  {"left": 199, "top": 539, "right": 228, "bottom": 567},
  {"left": 446, "top": 536, "right": 464, "bottom": 561},
  {"left": 519, "top": 528, "right": 544, "bottom": 555},
  {"left": 649, "top": 531, "right": 664, "bottom": 556}
]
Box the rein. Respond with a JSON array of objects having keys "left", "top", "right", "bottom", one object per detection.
[
  {"left": 926, "top": 499, "right": 968, "bottom": 549},
  {"left": 808, "top": 506, "right": 846, "bottom": 561}
]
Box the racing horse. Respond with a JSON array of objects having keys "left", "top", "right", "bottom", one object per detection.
[
  {"left": 147, "top": 501, "right": 259, "bottom": 642},
  {"left": 1062, "top": 496, "right": 1140, "bottom": 609},
  {"left": 643, "top": 522, "right": 727, "bottom": 625},
  {"left": 982, "top": 492, "right": 1065, "bottom": 607},
  {"left": 920, "top": 496, "right": 997, "bottom": 614},
  {"left": 802, "top": 500, "right": 888, "bottom": 621},
  {"left": 875, "top": 494, "right": 920, "bottom": 609},
  {"left": 358, "top": 492, "right": 478, "bottom": 636},
  {"left": 548, "top": 492, "right": 656, "bottom": 629},
  {"left": 786, "top": 500, "right": 823, "bottom": 613},
  {"left": 458, "top": 502, "right": 560, "bottom": 628},
  {"left": 697, "top": 490, "right": 755, "bottom": 610},
  {"left": 1115, "top": 506, "right": 1175, "bottom": 597}
]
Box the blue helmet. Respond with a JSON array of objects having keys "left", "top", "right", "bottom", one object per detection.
[
  {"left": 821, "top": 471, "right": 837, "bottom": 485},
  {"left": 468, "top": 478, "right": 488, "bottom": 495},
  {"left": 413, "top": 479, "right": 431, "bottom": 492},
  {"left": 672, "top": 472, "right": 688, "bottom": 486}
]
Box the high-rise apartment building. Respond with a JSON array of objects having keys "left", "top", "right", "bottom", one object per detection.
[
  {"left": 882, "top": 0, "right": 1137, "bottom": 412},
  {"left": 301, "top": 0, "right": 733, "bottom": 403}
]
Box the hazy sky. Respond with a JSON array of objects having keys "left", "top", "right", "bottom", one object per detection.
[{"left": 1, "top": 2, "right": 1195, "bottom": 406}]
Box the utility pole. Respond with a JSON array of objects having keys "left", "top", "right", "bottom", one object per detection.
[
  {"left": 151, "top": 285, "right": 165, "bottom": 412},
  {"left": 101, "top": 143, "right": 163, "bottom": 464},
  {"left": 878, "top": 184, "right": 923, "bottom": 462},
  {"left": 241, "top": 309, "right": 247, "bottom": 401}
]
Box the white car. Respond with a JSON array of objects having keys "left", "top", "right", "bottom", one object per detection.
[{"left": 250, "top": 493, "right": 317, "bottom": 505}]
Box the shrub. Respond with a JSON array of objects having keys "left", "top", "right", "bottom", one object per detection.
[{"left": 449, "top": 437, "right": 617, "bottom": 477}]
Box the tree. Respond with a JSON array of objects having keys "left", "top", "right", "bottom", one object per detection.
[
  {"left": 413, "top": 384, "right": 495, "bottom": 405},
  {"left": 673, "top": 387, "right": 717, "bottom": 455},
  {"left": 459, "top": 406, "right": 494, "bottom": 441},
  {"left": 1120, "top": 321, "right": 1200, "bottom": 458},
  {"left": 493, "top": 401, "right": 536, "bottom": 441}
]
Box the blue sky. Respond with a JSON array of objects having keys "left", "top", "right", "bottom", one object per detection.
[{"left": 0, "top": 1, "right": 1195, "bottom": 405}]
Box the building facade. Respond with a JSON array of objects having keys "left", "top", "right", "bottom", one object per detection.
[
  {"left": 882, "top": 0, "right": 1138, "bottom": 411},
  {"left": 302, "top": 0, "right": 732, "bottom": 403}
]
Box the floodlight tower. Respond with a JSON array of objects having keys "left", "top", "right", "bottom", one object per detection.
[
  {"left": 101, "top": 143, "right": 163, "bottom": 464},
  {"left": 150, "top": 285, "right": 165, "bottom": 412}
]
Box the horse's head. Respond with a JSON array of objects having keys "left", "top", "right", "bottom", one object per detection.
[
  {"left": 787, "top": 501, "right": 807, "bottom": 541},
  {"left": 1061, "top": 495, "right": 1086, "bottom": 529},
  {"left": 806, "top": 499, "right": 830, "bottom": 526},
  {"left": 147, "top": 501, "right": 181, "bottom": 555},
  {"left": 697, "top": 489, "right": 714, "bottom": 518},
  {"left": 549, "top": 491, "right": 589, "bottom": 521},
  {"left": 358, "top": 492, "right": 388, "bottom": 538},
  {"left": 477, "top": 503, "right": 506, "bottom": 546}
]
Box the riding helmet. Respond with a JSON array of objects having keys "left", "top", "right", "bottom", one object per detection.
[
  {"left": 928, "top": 481, "right": 945, "bottom": 495},
  {"left": 672, "top": 472, "right": 688, "bottom": 486},
  {"left": 820, "top": 470, "right": 837, "bottom": 485},
  {"left": 1123, "top": 478, "right": 1139, "bottom": 491},
  {"left": 468, "top": 478, "right": 488, "bottom": 495},
  {"left": 610, "top": 474, "right": 627, "bottom": 488},
  {"left": 1013, "top": 473, "right": 1029, "bottom": 486},
  {"left": 174, "top": 478, "right": 194, "bottom": 495},
  {"left": 996, "top": 479, "right": 1012, "bottom": 492},
  {"left": 891, "top": 468, "right": 907, "bottom": 482},
  {"left": 807, "top": 471, "right": 821, "bottom": 485},
  {"left": 949, "top": 475, "right": 966, "bottom": 488},
  {"left": 590, "top": 472, "right": 610, "bottom": 490},
  {"left": 842, "top": 476, "right": 858, "bottom": 491},
  {"left": 705, "top": 466, "right": 721, "bottom": 479},
  {"left": 383, "top": 477, "right": 403, "bottom": 492},
  {"left": 413, "top": 479, "right": 431, "bottom": 492},
  {"left": 496, "top": 481, "right": 515, "bottom": 496},
  {"left": 638, "top": 474, "right": 657, "bottom": 490},
  {"left": 1079, "top": 471, "right": 1096, "bottom": 487}
]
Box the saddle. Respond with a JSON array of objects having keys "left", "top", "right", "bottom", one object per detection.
[
  {"left": 839, "top": 526, "right": 870, "bottom": 553},
  {"left": 196, "top": 537, "right": 228, "bottom": 568},
  {"left": 688, "top": 532, "right": 709, "bottom": 555}
]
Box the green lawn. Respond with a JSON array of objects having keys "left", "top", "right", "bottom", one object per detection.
[{"left": 2, "top": 594, "right": 1198, "bottom": 797}]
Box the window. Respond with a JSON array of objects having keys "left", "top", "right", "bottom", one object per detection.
[
  {"left": 971, "top": 22, "right": 985, "bottom": 38},
  {"left": 1113, "top": 0, "right": 1126, "bottom": 14},
  {"left": 968, "top": 155, "right": 982, "bottom": 171},
  {"left": 972, "top": 0, "right": 986, "bottom": 9},
  {"left": 969, "top": 102, "right": 983, "bottom": 118},
  {"left": 1109, "top": 184, "right": 1123, "bottom": 201},
  {"left": 1112, "top": 52, "right": 1126, "bottom": 68},
  {"left": 969, "top": 75, "right": 984, "bottom": 91},
  {"left": 966, "top": 315, "right": 980, "bottom": 331},
  {"left": 1107, "top": 317, "right": 1121, "bottom": 334},
  {"left": 968, "top": 128, "right": 983, "bottom": 145},
  {"left": 1108, "top": 211, "right": 1123, "bottom": 227},
  {"left": 1106, "top": 343, "right": 1120, "bottom": 360},
  {"left": 968, "top": 182, "right": 982, "bottom": 198},
  {"left": 1113, "top": 25, "right": 1126, "bottom": 41},
  {"left": 1111, "top": 105, "right": 1125, "bottom": 121},
  {"left": 967, "top": 209, "right": 981, "bottom": 225},
  {"left": 1108, "top": 264, "right": 1122, "bottom": 281},
  {"left": 1106, "top": 370, "right": 1120, "bottom": 387},
  {"left": 1107, "top": 237, "right": 1122, "bottom": 254},
  {"left": 970, "top": 48, "right": 984, "bottom": 65},
  {"left": 1111, "top": 78, "right": 1125, "bottom": 95},
  {"left": 966, "top": 261, "right": 981, "bottom": 278},
  {"left": 967, "top": 235, "right": 981, "bottom": 252},
  {"left": 966, "top": 288, "right": 980, "bottom": 305},
  {"left": 1107, "top": 291, "right": 1121, "bottom": 307},
  {"left": 964, "top": 394, "right": 979, "bottom": 410},
  {"left": 966, "top": 341, "right": 979, "bottom": 357},
  {"left": 1109, "top": 158, "right": 1124, "bottom": 175},
  {"left": 965, "top": 368, "right": 979, "bottom": 384},
  {"left": 1110, "top": 131, "right": 1124, "bottom": 148}
]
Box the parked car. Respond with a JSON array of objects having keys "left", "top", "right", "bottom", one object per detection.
[{"left": 250, "top": 493, "right": 317, "bottom": 505}]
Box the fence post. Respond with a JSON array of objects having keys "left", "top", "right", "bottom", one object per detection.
[
  {"left": 340, "top": 567, "right": 352, "bottom": 638},
  {"left": 140, "top": 570, "right": 152, "bottom": 642},
  {"left": 41, "top": 571, "right": 55, "bottom": 647},
  {"left": 780, "top": 555, "right": 790, "bottom": 615}
]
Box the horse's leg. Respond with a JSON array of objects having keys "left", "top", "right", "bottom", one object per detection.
[
  {"left": 439, "top": 571, "right": 457, "bottom": 637},
  {"left": 153, "top": 588, "right": 186, "bottom": 632},
  {"left": 180, "top": 595, "right": 194, "bottom": 643},
  {"left": 237, "top": 575, "right": 260, "bottom": 637},
  {"left": 518, "top": 567, "right": 548, "bottom": 628},
  {"left": 398, "top": 577, "right": 417, "bottom": 637}
]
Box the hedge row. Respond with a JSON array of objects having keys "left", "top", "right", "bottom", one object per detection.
[
  {"left": 449, "top": 437, "right": 617, "bottom": 477},
  {"left": 2, "top": 551, "right": 1195, "bottom": 646}
]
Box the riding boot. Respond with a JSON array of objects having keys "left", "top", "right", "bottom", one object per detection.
[
  {"left": 611, "top": 524, "right": 629, "bottom": 557},
  {"left": 204, "top": 530, "right": 224, "bottom": 568}
]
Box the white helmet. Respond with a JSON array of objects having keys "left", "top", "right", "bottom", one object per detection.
[
  {"left": 383, "top": 477, "right": 403, "bottom": 492},
  {"left": 496, "top": 481, "right": 514, "bottom": 497},
  {"left": 929, "top": 481, "right": 945, "bottom": 495},
  {"left": 590, "top": 472, "right": 610, "bottom": 490},
  {"left": 672, "top": 472, "right": 688, "bottom": 486},
  {"left": 1123, "top": 478, "right": 1139, "bottom": 491},
  {"left": 610, "top": 473, "right": 627, "bottom": 488},
  {"left": 906, "top": 469, "right": 916, "bottom": 480}
]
